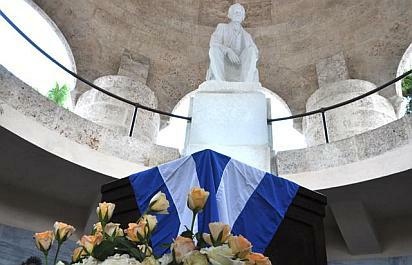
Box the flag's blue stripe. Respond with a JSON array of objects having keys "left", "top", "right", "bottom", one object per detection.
[
  {"left": 129, "top": 167, "right": 179, "bottom": 256},
  {"left": 231, "top": 173, "right": 299, "bottom": 253},
  {"left": 192, "top": 149, "right": 231, "bottom": 233}
]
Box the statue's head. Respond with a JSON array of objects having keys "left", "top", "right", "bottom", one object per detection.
[{"left": 228, "top": 3, "right": 245, "bottom": 23}]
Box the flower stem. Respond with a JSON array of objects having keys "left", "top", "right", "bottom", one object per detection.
[
  {"left": 190, "top": 211, "right": 197, "bottom": 237},
  {"left": 44, "top": 252, "right": 48, "bottom": 265},
  {"left": 53, "top": 242, "right": 62, "bottom": 265}
]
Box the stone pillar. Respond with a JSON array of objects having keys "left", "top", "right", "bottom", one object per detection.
[
  {"left": 184, "top": 81, "right": 271, "bottom": 171},
  {"left": 75, "top": 50, "right": 159, "bottom": 143},
  {"left": 303, "top": 53, "right": 396, "bottom": 146}
]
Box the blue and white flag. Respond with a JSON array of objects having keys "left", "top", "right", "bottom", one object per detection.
[{"left": 129, "top": 149, "right": 299, "bottom": 255}]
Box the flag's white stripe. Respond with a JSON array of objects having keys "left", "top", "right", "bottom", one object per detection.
[
  {"left": 216, "top": 158, "right": 266, "bottom": 227},
  {"left": 158, "top": 156, "right": 200, "bottom": 235}
]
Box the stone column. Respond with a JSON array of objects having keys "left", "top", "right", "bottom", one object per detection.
[
  {"left": 75, "top": 50, "right": 159, "bottom": 143},
  {"left": 303, "top": 53, "right": 396, "bottom": 146}
]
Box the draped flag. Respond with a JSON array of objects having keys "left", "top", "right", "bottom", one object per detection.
[{"left": 129, "top": 149, "right": 299, "bottom": 255}]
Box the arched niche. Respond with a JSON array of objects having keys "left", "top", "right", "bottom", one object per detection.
[
  {"left": 0, "top": 0, "right": 77, "bottom": 108},
  {"left": 396, "top": 42, "right": 412, "bottom": 116},
  {"left": 397, "top": 42, "right": 412, "bottom": 89}
]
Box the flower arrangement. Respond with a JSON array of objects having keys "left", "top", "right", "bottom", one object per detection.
[
  {"left": 33, "top": 222, "right": 75, "bottom": 265},
  {"left": 32, "top": 188, "right": 272, "bottom": 265}
]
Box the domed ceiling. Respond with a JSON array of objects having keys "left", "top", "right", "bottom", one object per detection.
[
  {"left": 32, "top": 0, "right": 412, "bottom": 121},
  {"left": 199, "top": 0, "right": 272, "bottom": 27}
]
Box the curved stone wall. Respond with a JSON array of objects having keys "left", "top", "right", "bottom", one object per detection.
[
  {"left": 31, "top": 0, "right": 412, "bottom": 118},
  {"left": 278, "top": 114, "right": 412, "bottom": 190},
  {"left": 303, "top": 79, "right": 397, "bottom": 146},
  {"left": 1, "top": 64, "right": 411, "bottom": 190},
  {"left": 0, "top": 66, "right": 179, "bottom": 176},
  {"left": 75, "top": 75, "right": 160, "bottom": 143}
]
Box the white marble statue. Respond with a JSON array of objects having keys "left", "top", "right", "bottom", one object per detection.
[{"left": 206, "top": 3, "right": 259, "bottom": 82}]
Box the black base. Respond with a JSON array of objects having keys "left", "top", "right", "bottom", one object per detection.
[{"left": 101, "top": 178, "right": 327, "bottom": 265}]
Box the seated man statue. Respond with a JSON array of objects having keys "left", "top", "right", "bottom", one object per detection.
[{"left": 206, "top": 3, "right": 259, "bottom": 82}]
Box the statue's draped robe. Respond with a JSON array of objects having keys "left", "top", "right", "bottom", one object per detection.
[{"left": 207, "top": 22, "right": 259, "bottom": 82}]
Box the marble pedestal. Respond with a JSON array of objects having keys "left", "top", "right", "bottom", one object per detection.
[{"left": 184, "top": 81, "right": 271, "bottom": 171}]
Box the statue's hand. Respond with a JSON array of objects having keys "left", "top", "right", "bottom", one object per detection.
[{"left": 226, "top": 49, "right": 240, "bottom": 64}]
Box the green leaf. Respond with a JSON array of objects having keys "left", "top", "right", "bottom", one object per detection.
[
  {"left": 402, "top": 74, "right": 412, "bottom": 96},
  {"left": 114, "top": 237, "right": 136, "bottom": 249},
  {"left": 93, "top": 240, "right": 115, "bottom": 261},
  {"left": 47, "top": 82, "right": 69, "bottom": 107},
  {"left": 195, "top": 232, "right": 207, "bottom": 249},
  {"left": 180, "top": 230, "right": 193, "bottom": 239},
  {"left": 129, "top": 247, "right": 145, "bottom": 262},
  {"left": 136, "top": 232, "right": 146, "bottom": 243},
  {"left": 216, "top": 230, "right": 224, "bottom": 246}
]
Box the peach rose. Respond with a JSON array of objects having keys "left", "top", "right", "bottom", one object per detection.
[
  {"left": 125, "top": 221, "right": 147, "bottom": 242},
  {"left": 142, "top": 214, "right": 157, "bottom": 234},
  {"left": 203, "top": 222, "right": 231, "bottom": 246},
  {"left": 72, "top": 246, "right": 87, "bottom": 263},
  {"left": 125, "top": 223, "right": 138, "bottom": 242},
  {"left": 104, "top": 222, "right": 121, "bottom": 237},
  {"left": 78, "top": 234, "right": 103, "bottom": 254},
  {"left": 114, "top": 226, "right": 124, "bottom": 237},
  {"left": 149, "top": 191, "right": 170, "bottom": 214},
  {"left": 199, "top": 245, "right": 234, "bottom": 265},
  {"left": 34, "top": 230, "right": 54, "bottom": 253},
  {"left": 228, "top": 235, "right": 252, "bottom": 259},
  {"left": 247, "top": 252, "right": 272, "bottom": 265},
  {"left": 54, "top": 221, "right": 75, "bottom": 242},
  {"left": 171, "top": 236, "right": 196, "bottom": 263},
  {"left": 96, "top": 202, "right": 115, "bottom": 222},
  {"left": 93, "top": 222, "right": 103, "bottom": 235},
  {"left": 187, "top": 187, "right": 209, "bottom": 212}
]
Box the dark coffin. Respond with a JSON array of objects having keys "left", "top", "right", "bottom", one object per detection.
[{"left": 101, "top": 178, "right": 327, "bottom": 265}]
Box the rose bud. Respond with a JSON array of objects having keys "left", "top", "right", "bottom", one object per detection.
[
  {"left": 115, "top": 226, "right": 124, "bottom": 237},
  {"left": 138, "top": 244, "right": 153, "bottom": 256},
  {"left": 125, "top": 221, "right": 147, "bottom": 242},
  {"left": 125, "top": 223, "right": 139, "bottom": 242},
  {"left": 228, "top": 235, "right": 252, "bottom": 259},
  {"left": 93, "top": 222, "right": 103, "bottom": 235},
  {"left": 72, "top": 246, "right": 87, "bottom": 263},
  {"left": 183, "top": 250, "right": 208, "bottom": 265},
  {"left": 142, "top": 214, "right": 157, "bottom": 233},
  {"left": 96, "top": 202, "right": 115, "bottom": 222},
  {"left": 149, "top": 191, "right": 170, "bottom": 214},
  {"left": 187, "top": 187, "right": 209, "bottom": 213},
  {"left": 34, "top": 230, "right": 54, "bottom": 253},
  {"left": 171, "top": 236, "right": 196, "bottom": 263},
  {"left": 54, "top": 221, "right": 75, "bottom": 243},
  {"left": 78, "top": 234, "right": 103, "bottom": 255},
  {"left": 246, "top": 252, "right": 272, "bottom": 265},
  {"left": 203, "top": 222, "right": 231, "bottom": 246},
  {"left": 104, "top": 222, "right": 121, "bottom": 237}
]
